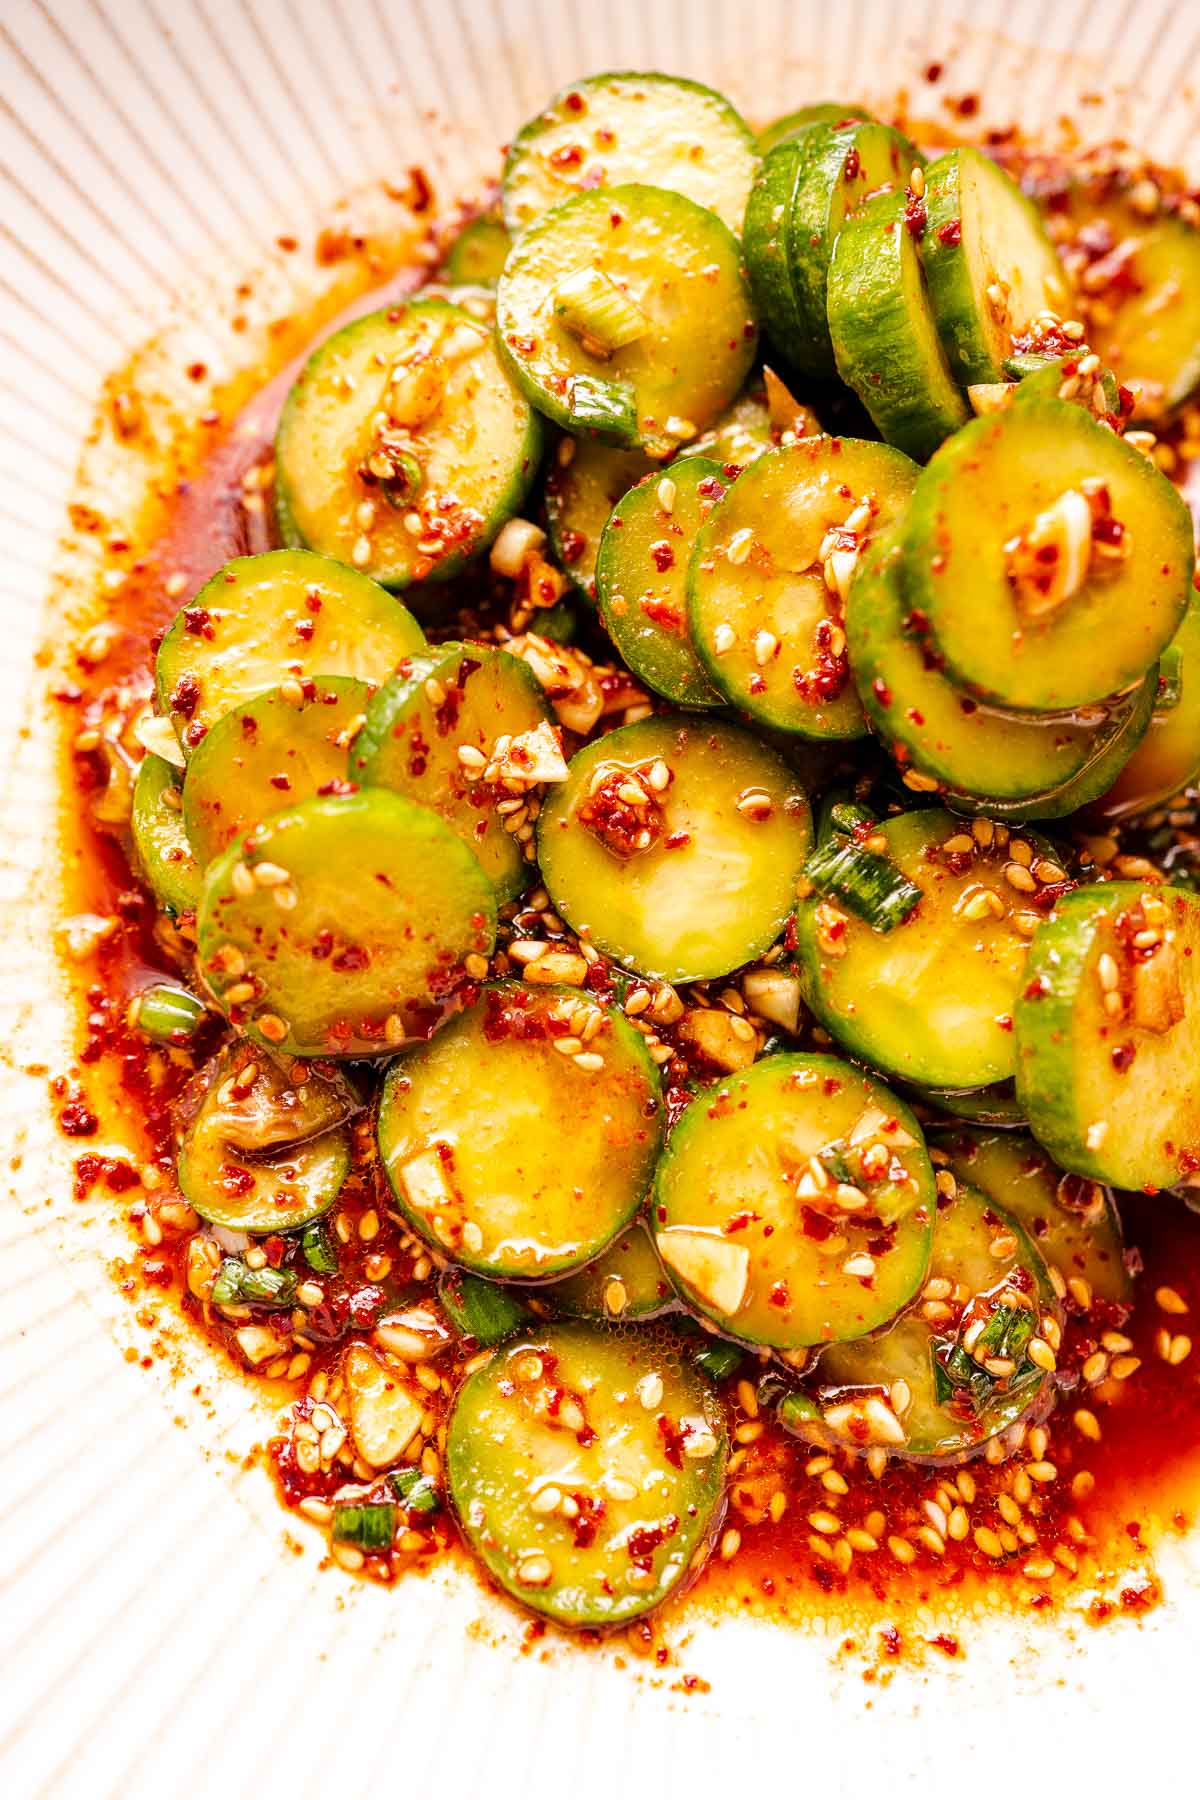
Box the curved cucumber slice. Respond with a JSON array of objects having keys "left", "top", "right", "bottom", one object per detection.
[
  {"left": 935, "top": 1125, "right": 1131, "bottom": 1310},
  {"left": 447, "top": 1321, "right": 727, "bottom": 1627},
  {"left": 1014, "top": 882, "right": 1200, "bottom": 1191},
  {"left": 349, "top": 642, "right": 552, "bottom": 904},
  {"left": 690, "top": 380, "right": 788, "bottom": 470},
  {"left": 757, "top": 102, "right": 871, "bottom": 154},
  {"left": 796, "top": 807, "right": 1061, "bottom": 1090},
  {"left": 653, "top": 1053, "right": 934, "bottom": 1351},
  {"left": 538, "top": 715, "right": 812, "bottom": 983},
  {"left": 786, "top": 120, "right": 922, "bottom": 378},
  {"left": 496, "top": 184, "right": 757, "bottom": 451},
  {"left": 801, "top": 1180, "right": 1059, "bottom": 1463},
  {"left": 1097, "top": 597, "right": 1200, "bottom": 819},
  {"left": 501, "top": 72, "right": 757, "bottom": 239},
  {"left": 596, "top": 456, "right": 725, "bottom": 708},
  {"left": 743, "top": 142, "right": 812, "bottom": 361},
  {"left": 902, "top": 400, "right": 1193, "bottom": 712},
  {"left": 545, "top": 438, "right": 654, "bottom": 603},
  {"left": 197, "top": 789, "right": 496, "bottom": 1058},
  {"left": 177, "top": 1043, "right": 354, "bottom": 1233},
  {"left": 131, "top": 753, "right": 201, "bottom": 916},
  {"left": 920, "top": 147, "right": 1072, "bottom": 384},
  {"left": 847, "top": 531, "right": 1150, "bottom": 805},
  {"left": 688, "top": 437, "right": 916, "bottom": 737},
  {"left": 828, "top": 187, "right": 969, "bottom": 461},
  {"left": 182, "top": 677, "right": 369, "bottom": 868},
  {"left": 275, "top": 299, "right": 542, "bottom": 589},
  {"left": 533, "top": 1221, "right": 677, "bottom": 1323},
  {"left": 1066, "top": 206, "right": 1200, "bottom": 418},
  {"left": 444, "top": 213, "right": 511, "bottom": 286},
  {"left": 378, "top": 984, "right": 662, "bottom": 1280},
  {"left": 1007, "top": 352, "right": 1125, "bottom": 424},
  {"left": 155, "top": 550, "right": 425, "bottom": 749},
  {"left": 924, "top": 1082, "right": 1026, "bottom": 1128}
]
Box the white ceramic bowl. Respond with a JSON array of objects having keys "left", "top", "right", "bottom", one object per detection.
[{"left": 4, "top": 3, "right": 1200, "bottom": 1794}]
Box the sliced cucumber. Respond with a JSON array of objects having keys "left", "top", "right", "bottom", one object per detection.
[
  {"left": 796, "top": 807, "right": 1062, "bottom": 1089},
  {"left": 757, "top": 103, "right": 871, "bottom": 155},
  {"left": 690, "top": 379, "right": 786, "bottom": 469},
  {"left": 349, "top": 642, "right": 552, "bottom": 904},
  {"left": 445, "top": 213, "right": 511, "bottom": 286},
  {"left": 925, "top": 1082, "right": 1026, "bottom": 1128},
  {"left": 196, "top": 789, "right": 496, "bottom": 1058},
  {"left": 501, "top": 73, "right": 757, "bottom": 239},
  {"left": 177, "top": 1042, "right": 354, "bottom": 1233},
  {"left": 275, "top": 299, "right": 542, "bottom": 589},
  {"left": 1014, "top": 882, "right": 1200, "bottom": 1191},
  {"left": 155, "top": 550, "right": 425, "bottom": 749},
  {"left": 688, "top": 437, "right": 916, "bottom": 737},
  {"left": 596, "top": 457, "right": 725, "bottom": 708},
  {"left": 182, "top": 677, "right": 369, "bottom": 869},
  {"left": 447, "top": 1321, "right": 727, "bottom": 1628},
  {"left": 798, "top": 1180, "right": 1059, "bottom": 1463},
  {"left": 653, "top": 1053, "right": 934, "bottom": 1351},
  {"left": 935, "top": 1125, "right": 1131, "bottom": 1310},
  {"left": 920, "top": 147, "right": 1072, "bottom": 384},
  {"left": 785, "top": 120, "right": 923, "bottom": 378},
  {"left": 828, "top": 187, "right": 969, "bottom": 461},
  {"left": 538, "top": 715, "right": 812, "bottom": 983},
  {"left": 1097, "top": 598, "right": 1200, "bottom": 819},
  {"left": 743, "top": 142, "right": 812, "bottom": 361},
  {"left": 545, "top": 439, "right": 654, "bottom": 602},
  {"left": 378, "top": 984, "right": 662, "bottom": 1279},
  {"left": 1064, "top": 201, "right": 1200, "bottom": 417},
  {"left": 537, "top": 1221, "right": 677, "bottom": 1322},
  {"left": 847, "top": 530, "right": 1153, "bottom": 806},
  {"left": 1007, "top": 351, "right": 1125, "bottom": 424},
  {"left": 901, "top": 399, "right": 1193, "bottom": 712},
  {"left": 131, "top": 753, "right": 201, "bottom": 915},
  {"left": 496, "top": 185, "right": 756, "bottom": 451}
]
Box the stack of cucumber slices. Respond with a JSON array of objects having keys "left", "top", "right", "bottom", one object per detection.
[{"left": 123, "top": 68, "right": 1200, "bottom": 1631}]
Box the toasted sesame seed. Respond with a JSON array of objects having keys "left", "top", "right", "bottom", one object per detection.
[
  {"left": 656, "top": 477, "right": 677, "bottom": 514},
  {"left": 720, "top": 1528, "right": 742, "bottom": 1561},
  {"left": 517, "top": 1554, "right": 554, "bottom": 1587},
  {"left": 887, "top": 1535, "right": 916, "bottom": 1565},
  {"left": 752, "top": 628, "right": 778, "bottom": 666},
  {"left": 1157, "top": 1285, "right": 1189, "bottom": 1314},
  {"left": 636, "top": 1372, "right": 663, "bottom": 1410},
  {"left": 974, "top": 1526, "right": 1005, "bottom": 1559},
  {"left": 712, "top": 622, "right": 736, "bottom": 655},
  {"left": 909, "top": 165, "right": 925, "bottom": 198}
]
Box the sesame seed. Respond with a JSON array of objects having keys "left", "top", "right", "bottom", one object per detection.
[
  {"left": 517, "top": 1554, "right": 554, "bottom": 1587},
  {"left": 752, "top": 628, "right": 778, "bottom": 666},
  {"left": 636, "top": 1372, "right": 663, "bottom": 1410},
  {"left": 656, "top": 477, "right": 676, "bottom": 514},
  {"left": 719, "top": 1528, "right": 742, "bottom": 1561},
  {"left": 573, "top": 1051, "right": 605, "bottom": 1072},
  {"left": 712, "top": 622, "right": 736, "bottom": 655},
  {"left": 909, "top": 165, "right": 925, "bottom": 198},
  {"left": 1110, "top": 1354, "right": 1141, "bottom": 1381},
  {"left": 1157, "top": 1285, "right": 1189, "bottom": 1315},
  {"left": 887, "top": 1535, "right": 916, "bottom": 1565},
  {"left": 974, "top": 1526, "right": 1005, "bottom": 1559},
  {"left": 256, "top": 1013, "right": 288, "bottom": 1044}
]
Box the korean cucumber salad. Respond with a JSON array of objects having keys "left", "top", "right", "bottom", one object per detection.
[{"left": 95, "top": 69, "right": 1200, "bottom": 1633}]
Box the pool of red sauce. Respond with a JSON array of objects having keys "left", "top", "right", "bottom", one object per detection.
[{"left": 51, "top": 118, "right": 1200, "bottom": 1655}]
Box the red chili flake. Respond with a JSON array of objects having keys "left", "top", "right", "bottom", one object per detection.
[
  {"left": 843, "top": 147, "right": 861, "bottom": 182},
  {"left": 768, "top": 1281, "right": 790, "bottom": 1308},
  {"left": 170, "top": 673, "right": 201, "bottom": 718},
  {"left": 937, "top": 217, "right": 962, "bottom": 245},
  {"left": 269, "top": 773, "right": 292, "bottom": 791},
  {"left": 697, "top": 477, "right": 725, "bottom": 499},
  {"left": 955, "top": 94, "right": 979, "bottom": 117},
  {"left": 904, "top": 193, "right": 927, "bottom": 237},
  {"left": 332, "top": 945, "right": 371, "bottom": 972},
  {"left": 316, "top": 778, "right": 358, "bottom": 797},
  {"left": 871, "top": 678, "right": 893, "bottom": 707},
  {"left": 73, "top": 1152, "right": 138, "bottom": 1198},
  {"left": 559, "top": 528, "right": 586, "bottom": 564},
  {"left": 219, "top": 1163, "right": 256, "bottom": 1196},
  {"left": 564, "top": 90, "right": 586, "bottom": 113},
  {"left": 548, "top": 143, "right": 584, "bottom": 169},
  {"left": 925, "top": 61, "right": 943, "bottom": 81},
  {"left": 1111, "top": 1042, "right": 1137, "bottom": 1072},
  {"left": 657, "top": 1414, "right": 685, "bottom": 1469},
  {"left": 183, "top": 607, "right": 213, "bottom": 637},
  {"left": 59, "top": 1099, "right": 99, "bottom": 1137},
  {"left": 294, "top": 617, "right": 315, "bottom": 641},
  {"left": 649, "top": 539, "right": 675, "bottom": 572}
]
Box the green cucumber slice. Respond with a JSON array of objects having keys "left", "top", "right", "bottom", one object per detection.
[
  {"left": 378, "top": 984, "right": 662, "bottom": 1279},
  {"left": 1097, "top": 598, "right": 1200, "bottom": 818},
  {"left": 596, "top": 456, "right": 725, "bottom": 708},
  {"left": 847, "top": 531, "right": 1153, "bottom": 806},
  {"left": 177, "top": 1042, "right": 355, "bottom": 1232},
  {"left": 920, "top": 147, "right": 1072, "bottom": 384},
  {"left": 1007, "top": 351, "right": 1125, "bottom": 423},
  {"left": 935, "top": 1125, "right": 1131, "bottom": 1310},
  {"left": 785, "top": 120, "right": 923, "bottom": 379},
  {"left": 349, "top": 641, "right": 553, "bottom": 904},
  {"left": 901, "top": 399, "right": 1193, "bottom": 712},
  {"left": 796, "top": 807, "right": 1062, "bottom": 1089},
  {"left": 799, "top": 1180, "right": 1059, "bottom": 1463},
  {"left": 690, "top": 379, "right": 788, "bottom": 469},
  {"left": 538, "top": 715, "right": 812, "bottom": 983},
  {"left": 181, "top": 677, "right": 369, "bottom": 868},
  {"left": 536, "top": 1221, "right": 677, "bottom": 1323},
  {"left": 653, "top": 1053, "right": 934, "bottom": 1351},
  {"left": 275, "top": 299, "right": 542, "bottom": 589},
  {"left": 155, "top": 550, "right": 425, "bottom": 749},
  {"left": 828, "top": 187, "right": 969, "bottom": 461},
  {"left": 496, "top": 184, "right": 757, "bottom": 451},
  {"left": 544, "top": 438, "right": 654, "bottom": 602},
  {"left": 688, "top": 436, "right": 916, "bottom": 737},
  {"left": 446, "top": 1321, "right": 727, "bottom": 1627},
  {"left": 197, "top": 789, "right": 496, "bottom": 1058},
  {"left": 501, "top": 73, "right": 757, "bottom": 239},
  {"left": 743, "top": 142, "right": 812, "bottom": 362},
  {"left": 757, "top": 103, "right": 871, "bottom": 154},
  {"left": 444, "top": 213, "right": 511, "bottom": 286},
  {"left": 1014, "top": 882, "right": 1200, "bottom": 1191},
  {"left": 924, "top": 1082, "right": 1026, "bottom": 1128},
  {"left": 131, "top": 753, "right": 201, "bottom": 916}
]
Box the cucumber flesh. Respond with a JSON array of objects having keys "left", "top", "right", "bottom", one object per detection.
[
  {"left": 796, "top": 807, "right": 1064, "bottom": 1089},
  {"left": 596, "top": 456, "right": 725, "bottom": 708},
  {"left": 445, "top": 213, "right": 511, "bottom": 286},
  {"left": 923, "top": 1082, "right": 1026, "bottom": 1128},
  {"left": 653, "top": 1053, "right": 935, "bottom": 1350},
  {"left": 534, "top": 1221, "right": 677, "bottom": 1322},
  {"left": 378, "top": 984, "right": 662, "bottom": 1280},
  {"left": 447, "top": 1321, "right": 727, "bottom": 1628},
  {"left": 182, "top": 677, "right": 369, "bottom": 869},
  {"left": 757, "top": 103, "right": 871, "bottom": 154},
  {"left": 131, "top": 753, "right": 201, "bottom": 916},
  {"left": 545, "top": 439, "right": 654, "bottom": 603},
  {"left": 197, "top": 789, "right": 496, "bottom": 1058},
  {"left": 275, "top": 299, "right": 542, "bottom": 589},
  {"left": 1013, "top": 882, "right": 1200, "bottom": 1191},
  {"left": 538, "top": 715, "right": 812, "bottom": 983},
  {"left": 501, "top": 72, "right": 758, "bottom": 239},
  {"left": 155, "top": 550, "right": 425, "bottom": 749},
  {"left": 1096, "top": 597, "right": 1200, "bottom": 819}
]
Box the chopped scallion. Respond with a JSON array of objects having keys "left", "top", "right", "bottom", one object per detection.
[
  {"left": 803, "top": 836, "right": 922, "bottom": 933},
  {"left": 210, "top": 1257, "right": 298, "bottom": 1308},
  {"left": 552, "top": 267, "right": 648, "bottom": 359},
  {"left": 131, "top": 983, "right": 207, "bottom": 1044},
  {"left": 438, "top": 1270, "right": 530, "bottom": 1346},
  {"left": 565, "top": 372, "right": 639, "bottom": 441},
  {"left": 332, "top": 1503, "right": 396, "bottom": 1551},
  {"left": 388, "top": 1467, "right": 441, "bottom": 1517},
  {"left": 300, "top": 1219, "right": 339, "bottom": 1275}
]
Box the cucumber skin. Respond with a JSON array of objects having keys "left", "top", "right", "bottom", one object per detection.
[
  {"left": 743, "top": 144, "right": 809, "bottom": 364},
  {"left": 757, "top": 103, "right": 871, "bottom": 155}
]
